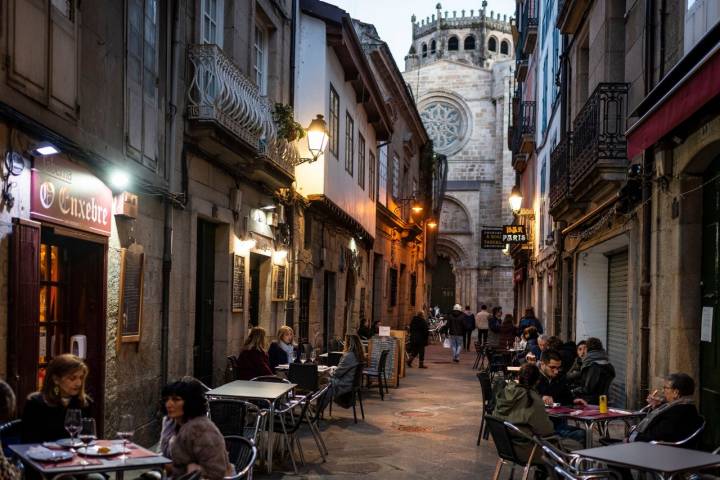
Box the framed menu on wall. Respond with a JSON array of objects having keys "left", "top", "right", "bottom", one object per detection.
[
  {"left": 119, "top": 246, "right": 145, "bottom": 343},
  {"left": 232, "top": 254, "right": 245, "bottom": 312}
]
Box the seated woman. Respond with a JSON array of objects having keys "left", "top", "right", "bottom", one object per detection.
[
  {"left": 330, "top": 334, "right": 366, "bottom": 408},
  {"left": 236, "top": 327, "right": 274, "bottom": 380},
  {"left": 0, "top": 381, "right": 21, "bottom": 480},
  {"left": 21, "top": 354, "right": 93, "bottom": 443},
  {"left": 162, "top": 377, "right": 231, "bottom": 479},
  {"left": 268, "top": 326, "right": 299, "bottom": 372}
]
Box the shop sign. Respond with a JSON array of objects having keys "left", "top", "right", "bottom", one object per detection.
[
  {"left": 502, "top": 225, "right": 528, "bottom": 244},
  {"left": 31, "top": 156, "right": 113, "bottom": 236},
  {"left": 481, "top": 228, "right": 505, "bottom": 249}
]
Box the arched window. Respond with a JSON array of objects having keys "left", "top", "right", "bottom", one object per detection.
[
  {"left": 500, "top": 40, "right": 509, "bottom": 55},
  {"left": 448, "top": 36, "right": 459, "bottom": 51},
  {"left": 464, "top": 35, "right": 476, "bottom": 50},
  {"left": 422, "top": 43, "right": 428, "bottom": 57},
  {"left": 488, "top": 36, "right": 497, "bottom": 52},
  {"left": 430, "top": 39, "right": 437, "bottom": 54}
]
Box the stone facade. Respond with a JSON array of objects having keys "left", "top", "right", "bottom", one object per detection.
[{"left": 403, "top": 6, "right": 515, "bottom": 313}]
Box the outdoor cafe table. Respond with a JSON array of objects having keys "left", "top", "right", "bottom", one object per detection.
[
  {"left": 546, "top": 405, "right": 645, "bottom": 448},
  {"left": 206, "top": 379, "right": 296, "bottom": 473},
  {"left": 573, "top": 442, "right": 720, "bottom": 479},
  {"left": 10, "top": 440, "right": 170, "bottom": 480}
]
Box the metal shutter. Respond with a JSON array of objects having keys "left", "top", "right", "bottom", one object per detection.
[{"left": 607, "top": 251, "right": 628, "bottom": 407}]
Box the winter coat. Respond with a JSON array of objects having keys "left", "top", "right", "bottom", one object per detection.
[
  {"left": 525, "top": 338, "right": 542, "bottom": 360},
  {"left": 443, "top": 310, "right": 467, "bottom": 336},
  {"left": 169, "top": 415, "right": 231, "bottom": 480},
  {"left": 475, "top": 310, "right": 491, "bottom": 330},
  {"left": 268, "top": 341, "right": 299, "bottom": 372},
  {"left": 493, "top": 382, "right": 554, "bottom": 462},
  {"left": 487, "top": 315, "right": 503, "bottom": 346},
  {"left": 21, "top": 393, "right": 93, "bottom": 443},
  {"left": 409, "top": 315, "right": 429, "bottom": 347},
  {"left": 235, "top": 348, "right": 273, "bottom": 380},
  {"left": 630, "top": 398, "right": 703, "bottom": 446},
  {"left": 330, "top": 351, "right": 359, "bottom": 397},
  {"left": 566, "top": 357, "right": 583, "bottom": 385},
  {"left": 558, "top": 342, "right": 578, "bottom": 374},
  {"left": 572, "top": 349, "right": 616, "bottom": 404},
  {"left": 517, "top": 316, "right": 544, "bottom": 335},
  {"left": 536, "top": 371, "right": 575, "bottom": 406},
  {"left": 498, "top": 323, "right": 516, "bottom": 349}
]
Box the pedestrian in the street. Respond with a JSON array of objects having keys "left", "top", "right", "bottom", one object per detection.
[
  {"left": 517, "top": 307, "right": 543, "bottom": 335},
  {"left": 21, "top": 353, "right": 93, "bottom": 443},
  {"left": 462, "top": 305, "right": 475, "bottom": 350},
  {"left": 486, "top": 306, "right": 503, "bottom": 347},
  {"left": 0, "top": 381, "right": 21, "bottom": 480},
  {"left": 407, "top": 311, "right": 429, "bottom": 368},
  {"left": 330, "top": 334, "right": 365, "bottom": 408},
  {"left": 441, "top": 304, "right": 466, "bottom": 363},
  {"left": 161, "top": 377, "right": 231, "bottom": 479},
  {"left": 498, "top": 313, "right": 517, "bottom": 349},
  {"left": 570, "top": 337, "right": 616, "bottom": 404},
  {"left": 235, "top": 327, "right": 273, "bottom": 380},
  {"left": 268, "top": 325, "right": 300, "bottom": 372},
  {"left": 475, "top": 304, "right": 490, "bottom": 346}
]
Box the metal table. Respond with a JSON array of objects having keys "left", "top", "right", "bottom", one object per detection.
[
  {"left": 207, "top": 379, "right": 296, "bottom": 473},
  {"left": 574, "top": 442, "right": 720, "bottom": 480},
  {"left": 10, "top": 442, "right": 170, "bottom": 480},
  {"left": 546, "top": 406, "right": 645, "bottom": 448}
]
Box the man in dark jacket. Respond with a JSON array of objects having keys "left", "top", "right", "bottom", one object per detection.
[
  {"left": 441, "top": 304, "right": 467, "bottom": 363},
  {"left": 407, "top": 312, "right": 430, "bottom": 368},
  {"left": 462, "top": 305, "right": 475, "bottom": 350},
  {"left": 537, "top": 350, "right": 587, "bottom": 444},
  {"left": 571, "top": 337, "right": 616, "bottom": 404}
]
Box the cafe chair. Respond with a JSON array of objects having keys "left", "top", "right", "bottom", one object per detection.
[
  {"left": 649, "top": 416, "right": 706, "bottom": 449},
  {"left": 224, "top": 435, "right": 257, "bottom": 480},
  {"left": 209, "top": 399, "right": 267, "bottom": 444},
  {"left": 328, "top": 363, "right": 366, "bottom": 424},
  {"left": 484, "top": 415, "right": 543, "bottom": 480},
  {"left": 327, "top": 352, "right": 343, "bottom": 367},
  {"left": 534, "top": 435, "right": 618, "bottom": 480},
  {"left": 304, "top": 385, "right": 331, "bottom": 458},
  {"left": 288, "top": 363, "right": 319, "bottom": 393},
  {"left": 269, "top": 394, "right": 316, "bottom": 473},
  {"left": 363, "top": 349, "right": 390, "bottom": 400},
  {"left": 472, "top": 341, "right": 486, "bottom": 370},
  {"left": 176, "top": 472, "right": 202, "bottom": 480},
  {"left": 476, "top": 371, "right": 494, "bottom": 445}
]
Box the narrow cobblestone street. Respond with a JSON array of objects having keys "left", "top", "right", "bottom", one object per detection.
[{"left": 265, "top": 344, "right": 499, "bottom": 479}]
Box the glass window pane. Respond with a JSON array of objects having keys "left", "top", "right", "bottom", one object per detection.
[
  {"left": 40, "top": 244, "right": 48, "bottom": 281},
  {"left": 145, "top": 0, "right": 157, "bottom": 23},
  {"left": 50, "top": 246, "right": 59, "bottom": 282},
  {"left": 39, "top": 286, "right": 47, "bottom": 322},
  {"left": 144, "top": 67, "right": 156, "bottom": 97},
  {"left": 48, "top": 286, "right": 59, "bottom": 322}
]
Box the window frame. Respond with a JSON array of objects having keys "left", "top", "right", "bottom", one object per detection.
[
  {"left": 358, "top": 133, "right": 366, "bottom": 189},
  {"left": 500, "top": 40, "right": 509, "bottom": 55},
  {"left": 448, "top": 36, "right": 459, "bottom": 51},
  {"left": 200, "top": 0, "right": 224, "bottom": 46},
  {"left": 328, "top": 84, "right": 340, "bottom": 157},
  {"left": 464, "top": 35, "right": 476, "bottom": 50},
  {"left": 391, "top": 153, "right": 400, "bottom": 199},
  {"left": 488, "top": 36, "right": 498, "bottom": 52},
  {"left": 253, "top": 23, "right": 268, "bottom": 95},
  {"left": 368, "top": 150, "right": 376, "bottom": 200},
  {"left": 345, "top": 111, "right": 354, "bottom": 176}
]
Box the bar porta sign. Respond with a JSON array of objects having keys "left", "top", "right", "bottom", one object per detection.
[
  {"left": 502, "top": 225, "right": 528, "bottom": 244},
  {"left": 31, "top": 156, "right": 113, "bottom": 236}
]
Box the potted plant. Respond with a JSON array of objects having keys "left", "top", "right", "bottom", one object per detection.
[{"left": 272, "top": 103, "right": 305, "bottom": 142}]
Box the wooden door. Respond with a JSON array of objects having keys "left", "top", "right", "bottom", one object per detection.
[
  {"left": 298, "top": 277, "right": 311, "bottom": 342},
  {"left": 323, "top": 271, "right": 336, "bottom": 352},
  {"left": 194, "top": 220, "right": 216, "bottom": 387}
]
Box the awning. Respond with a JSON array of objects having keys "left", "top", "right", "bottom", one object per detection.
[{"left": 626, "top": 42, "right": 720, "bottom": 159}]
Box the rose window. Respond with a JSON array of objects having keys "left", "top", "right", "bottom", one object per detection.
[{"left": 420, "top": 101, "right": 464, "bottom": 152}]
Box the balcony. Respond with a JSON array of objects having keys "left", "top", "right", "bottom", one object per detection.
[
  {"left": 520, "top": 0, "right": 538, "bottom": 55},
  {"left": 569, "top": 83, "right": 629, "bottom": 198},
  {"left": 549, "top": 133, "right": 572, "bottom": 216},
  {"left": 510, "top": 101, "right": 535, "bottom": 172},
  {"left": 186, "top": 44, "right": 299, "bottom": 181},
  {"left": 515, "top": 40, "right": 528, "bottom": 82},
  {"left": 557, "top": 0, "right": 592, "bottom": 34}
]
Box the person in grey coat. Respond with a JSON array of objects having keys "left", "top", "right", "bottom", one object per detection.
[{"left": 330, "top": 334, "right": 366, "bottom": 407}]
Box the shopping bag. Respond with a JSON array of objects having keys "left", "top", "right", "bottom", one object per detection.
[{"left": 443, "top": 336, "right": 451, "bottom": 349}]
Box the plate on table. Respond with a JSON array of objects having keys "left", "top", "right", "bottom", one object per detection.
[
  {"left": 53, "top": 438, "right": 95, "bottom": 449},
  {"left": 276, "top": 364, "right": 289, "bottom": 370},
  {"left": 77, "top": 444, "right": 125, "bottom": 457},
  {"left": 27, "top": 447, "right": 74, "bottom": 462}
]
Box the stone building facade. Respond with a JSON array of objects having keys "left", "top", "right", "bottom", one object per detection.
[{"left": 403, "top": 4, "right": 515, "bottom": 314}]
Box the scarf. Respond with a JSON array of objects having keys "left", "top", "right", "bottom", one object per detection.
[
  {"left": 581, "top": 349, "right": 611, "bottom": 369},
  {"left": 630, "top": 396, "right": 695, "bottom": 441},
  {"left": 280, "top": 341, "right": 295, "bottom": 361}
]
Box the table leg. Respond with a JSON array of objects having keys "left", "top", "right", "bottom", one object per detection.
[
  {"left": 267, "top": 402, "right": 275, "bottom": 474},
  {"left": 585, "top": 421, "right": 594, "bottom": 449}
]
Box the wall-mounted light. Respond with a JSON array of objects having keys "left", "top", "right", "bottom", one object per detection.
[
  {"left": 260, "top": 204, "right": 276, "bottom": 211},
  {"left": 509, "top": 185, "right": 523, "bottom": 213},
  {"left": 292, "top": 114, "right": 329, "bottom": 166},
  {"left": 235, "top": 238, "right": 257, "bottom": 254},
  {"left": 427, "top": 219, "right": 438, "bottom": 229},
  {"left": 273, "top": 249, "right": 288, "bottom": 265},
  {"left": 33, "top": 143, "right": 60, "bottom": 156},
  {"left": 109, "top": 170, "right": 130, "bottom": 191}
]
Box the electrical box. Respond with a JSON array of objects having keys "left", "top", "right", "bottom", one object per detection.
[{"left": 113, "top": 191, "right": 138, "bottom": 219}]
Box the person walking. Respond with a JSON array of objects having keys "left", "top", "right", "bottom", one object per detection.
[
  {"left": 475, "top": 304, "right": 490, "bottom": 346},
  {"left": 407, "top": 311, "right": 429, "bottom": 368},
  {"left": 441, "top": 304, "right": 467, "bottom": 363},
  {"left": 517, "top": 307, "right": 544, "bottom": 335},
  {"left": 462, "top": 305, "right": 475, "bottom": 351}
]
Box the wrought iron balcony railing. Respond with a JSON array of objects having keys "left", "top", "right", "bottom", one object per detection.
[
  {"left": 510, "top": 101, "right": 536, "bottom": 154},
  {"left": 549, "top": 133, "right": 572, "bottom": 212},
  {"left": 515, "top": 38, "right": 529, "bottom": 81},
  {"left": 187, "top": 44, "right": 299, "bottom": 174},
  {"left": 520, "top": 0, "right": 538, "bottom": 54},
  {"left": 570, "top": 83, "right": 628, "bottom": 189}
]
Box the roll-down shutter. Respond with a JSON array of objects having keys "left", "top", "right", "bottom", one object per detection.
[{"left": 607, "top": 251, "right": 628, "bottom": 407}]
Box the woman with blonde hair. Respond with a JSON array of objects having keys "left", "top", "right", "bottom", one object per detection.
[
  {"left": 21, "top": 354, "right": 93, "bottom": 443},
  {"left": 268, "top": 325, "right": 300, "bottom": 372},
  {"left": 235, "top": 327, "right": 273, "bottom": 380}
]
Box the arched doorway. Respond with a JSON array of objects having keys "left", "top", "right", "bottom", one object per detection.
[{"left": 431, "top": 255, "right": 455, "bottom": 315}]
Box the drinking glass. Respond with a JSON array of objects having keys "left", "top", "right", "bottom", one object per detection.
[
  {"left": 300, "top": 353, "right": 307, "bottom": 364},
  {"left": 289, "top": 350, "right": 296, "bottom": 364},
  {"left": 64, "top": 409, "right": 82, "bottom": 447},
  {"left": 310, "top": 350, "right": 317, "bottom": 364},
  {"left": 78, "top": 418, "right": 97, "bottom": 465},
  {"left": 117, "top": 414, "right": 135, "bottom": 460}
]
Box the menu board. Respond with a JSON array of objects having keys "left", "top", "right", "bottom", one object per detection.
[
  {"left": 368, "top": 335, "right": 399, "bottom": 388},
  {"left": 119, "top": 247, "right": 145, "bottom": 343},
  {"left": 232, "top": 254, "right": 245, "bottom": 312}
]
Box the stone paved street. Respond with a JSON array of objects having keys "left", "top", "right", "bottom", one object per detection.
[{"left": 263, "top": 343, "right": 500, "bottom": 479}]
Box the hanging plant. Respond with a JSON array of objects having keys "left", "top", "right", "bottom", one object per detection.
[{"left": 272, "top": 103, "right": 306, "bottom": 142}]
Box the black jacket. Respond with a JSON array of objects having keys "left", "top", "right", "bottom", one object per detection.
[
  {"left": 536, "top": 372, "right": 575, "bottom": 406},
  {"left": 572, "top": 349, "right": 616, "bottom": 404},
  {"left": 633, "top": 403, "right": 703, "bottom": 445},
  {"left": 268, "top": 341, "right": 299, "bottom": 372},
  {"left": 409, "top": 315, "right": 429, "bottom": 347},
  {"left": 21, "top": 393, "right": 93, "bottom": 443},
  {"left": 443, "top": 310, "right": 467, "bottom": 336}
]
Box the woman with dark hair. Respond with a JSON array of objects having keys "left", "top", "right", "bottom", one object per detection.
[
  {"left": 523, "top": 326, "right": 542, "bottom": 361},
  {"left": 498, "top": 314, "right": 517, "bottom": 348},
  {"left": 0, "top": 381, "right": 21, "bottom": 480},
  {"left": 330, "top": 334, "right": 366, "bottom": 407},
  {"left": 517, "top": 307, "right": 543, "bottom": 334},
  {"left": 161, "top": 377, "right": 230, "bottom": 479},
  {"left": 486, "top": 306, "right": 503, "bottom": 347},
  {"left": 236, "top": 327, "right": 273, "bottom": 380},
  {"left": 21, "top": 354, "right": 93, "bottom": 443}
]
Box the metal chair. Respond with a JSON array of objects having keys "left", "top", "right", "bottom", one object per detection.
[
  {"left": 363, "top": 350, "right": 390, "bottom": 400},
  {"left": 476, "top": 371, "right": 494, "bottom": 445},
  {"left": 484, "top": 415, "right": 542, "bottom": 480},
  {"left": 472, "top": 341, "right": 485, "bottom": 370},
  {"left": 288, "top": 363, "right": 319, "bottom": 393},
  {"left": 223, "top": 435, "right": 257, "bottom": 480},
  {"left": 534, "top": 434, "right": 619, "bottom": 480},
  {"left": 208, "top": 399, "right": 267, "bottom": 443},
  {"left": 269, "top": 393, "right": 316, "bottom": 473},
  {"left": 649, "top": 416, "right": 706, "bottom": 448},
  {"left": 304, "top": 385, "right": 331, "bottom": 458},
  {"left": 328, "top": 363, "right": 366, "bottom": 423}
]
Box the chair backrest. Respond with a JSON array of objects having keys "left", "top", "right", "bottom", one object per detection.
[
  {"left": 289, "top": 363, "right": 319, "bottom": 391},
  {"left": 352, "top": 362, "right": 366, "bottom": 390},
  {"left": 651, "top": 416, "right": 706, "bottom": 448},
  {"left": 483, "top": 416, "right": 524, "bottom": 463},
  {"left": 309, "top": 385, "right": 332, "bottom": 424},
  {"left": 301, "top": 343, "right": 313, "bottom": 357},
  {"left": 224, "top": 435, "right": 257, "bottom": 479},
  {"left": 377, "top": 350, "right": 390, "bottom": 373},
  {"left": 328, "top": 352, "right": 343, "bottom": 367},
  {"left": 250, "top": 375, "right": 290, "bottom": 383},
  {"left": 208, "top": 399, "right": 265, "bottom": 441},
  {"left": 477, "top": 371, "right": 493, "bottom": 407}
]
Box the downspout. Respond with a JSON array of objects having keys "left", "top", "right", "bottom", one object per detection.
[
  {"left": 556, "top": 32, "right": 570, "bottom": 339},
  {"left": 161, "top": 0, "right": 183, "bottom": 387},
  {"left": 289, "top": 0, "right": 297, "bottom": 107}
]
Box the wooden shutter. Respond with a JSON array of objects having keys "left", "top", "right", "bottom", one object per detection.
[
  {"left": 49, "top": 0, "right": 78, "bottom": 118},
  {"left": 141, "top": 0, "right": 159, "bottom": 170},
  {"left": 8, "top": 0, "right": 49, "bottom": 100},
  {"left": 126, "top": 0, "right": 144, "bottom": 157},
  {"left": 8, "top": 219, "right": 41, "bottom": 412}
]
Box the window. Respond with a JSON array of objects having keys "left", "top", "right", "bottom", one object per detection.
[
  {"left": 345, "top": 112, "right": 354, "bottom": 176},
  {"left": 369, "top": 151, "right": 376, "bottom": 200},
  {"left": 200, "top": 0, "right": 223, "bottom": 46},
  {"left": 422, "top": 43, "right": 428, "bottom": 57},
  {"left": 488, "top": 36, "right": 497, "bottom": 52},
  {"left": 410, "top": 273, "right": 417, "bottom": 307},
  {"left": 448, "top": 36, "right": 459, "bottom": 51},
  {"left": 431, "top": 40, "right": 437, "bottom": 53},
  {"left": 253, "top": 25, "right": 267, "bottom": 95},
  {"left": 389, "top": 268, "right": 398, "bottom": 307},
  {"left": 358, "top": 134, "right": 366, "bottom": 189},
  {"left": 500, "top": 40, "right": 509, "bottom": 55},
  {"left": 391, "top": 154, "right": 400, "bottom": 199},
  {"left": 126, "top": 0, "right": 160, "bottom": 171},
  {"left": 464, "top": 35, "right": 476, "bottom": 50},
  {"left": 271, "top": 264, "right": 288, "bottom": 301},
  {"left": 378, "top": 146, "right": 388, "bottom": 206},
  {"left": 328, "top": 85, "right": 340, "bottom": 157}
]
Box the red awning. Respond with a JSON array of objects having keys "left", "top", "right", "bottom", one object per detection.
[{"left": 626, "top": 46, "right": 720, "bottom": 159}]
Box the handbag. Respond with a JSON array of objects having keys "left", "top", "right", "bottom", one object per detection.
[{"left": 443, "top": 336, "right": 451, "bottom": 349}]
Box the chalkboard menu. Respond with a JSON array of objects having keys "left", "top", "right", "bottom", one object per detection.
[
  {"left": 368, "top": 335, "right": 399, "bottom": 387},
  {"left": 119, "top": 247, "right": 145, "bottom": 343},
  {"left": 232, "top": 254, "right": 245, "bottom": 312}
]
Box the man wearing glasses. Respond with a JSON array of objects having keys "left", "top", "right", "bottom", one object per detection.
[{"left": 537, "top": 349, "right": 587, "bottom": 444}]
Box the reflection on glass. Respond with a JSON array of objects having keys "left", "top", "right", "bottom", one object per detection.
[
  {"left": 40, "top": 244, "right": 48, "bottom": 281},
  {"left": 49, "top": 286, "right": 58, "bottom": 321},
  {"left": 51, "top": 246, "right": 59, "bottom": 281},
  {"left": 39, "top": 286, "right": 47, "bottom": 322}
]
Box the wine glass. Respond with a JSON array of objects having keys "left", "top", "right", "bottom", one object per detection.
[
  {"left": 64, "top": 409, "right": 82, "bottom": 448},
  {"left": 300, "top": 353, "right": 307, "bottom": 364},
  {"left": 78, "top": 418, "right": 97, "bottom": 465},
  {"left": 310, "top": 350, "right": 317, "bottom": 364},
  {"left": 117, "top": 414, "right": 135, "bottom": 460},
  {"left": 289, "top": 350, "right": 296, "bottom": 364}
]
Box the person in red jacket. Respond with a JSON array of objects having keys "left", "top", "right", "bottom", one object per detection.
[{"left": 236, "top": 327, "right": 273, "bottom": 380}]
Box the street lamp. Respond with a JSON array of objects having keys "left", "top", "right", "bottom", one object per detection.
[
  {"left": 509, "top": 185, "right": 523, "bottom": 214},
  {"left": 300, "top": 114, "right": 329, "bottom": 165},
  {"left": 427, "top": 219, "right": 438, "bottom": 229}
]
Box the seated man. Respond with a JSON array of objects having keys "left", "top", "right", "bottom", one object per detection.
[{"left": 537, "top": 349, "right": 587, "bottom": 444}]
